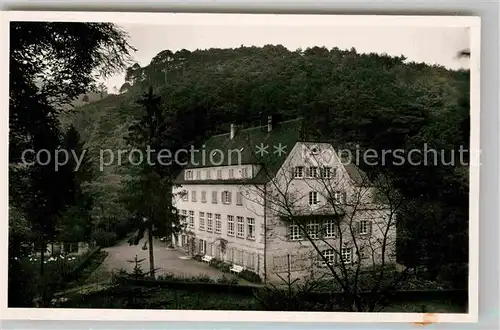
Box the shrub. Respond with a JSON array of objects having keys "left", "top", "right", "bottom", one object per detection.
[
  {"left": 239, "top": 269, "right": 262, "bottom": 284},
  {"left": 208, "top": 258, "right": 232, "bottom": 273},
  {"left": 437, "top": 263, "right": 468, "bottom": 289},
  {"left": 216, "top": 275, "right": 239, "bottom": 285},
  {"left": 192, "top": 254, "right": 203, "bottom": 262},
  {"left": 91, "top": 230, "right": 117, "bottom": 248}
]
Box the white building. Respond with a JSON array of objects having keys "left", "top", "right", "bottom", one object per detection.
[{"left": 172, "top": 117, "right": 396, "bottom": 283}]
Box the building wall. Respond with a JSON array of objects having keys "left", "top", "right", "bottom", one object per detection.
[
  {"left": 172, "top": 183, "right": 266, "bottom": 274},
  {"left": 172, "top": 142, "right": 397, "bottom": 283},
  {"left": 260, "top": 142, "right": 397, "bottom": 282}
]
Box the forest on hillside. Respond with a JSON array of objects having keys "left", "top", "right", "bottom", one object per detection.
[{"left": 68, "top": 45, "right": 470, "bottom": 289}]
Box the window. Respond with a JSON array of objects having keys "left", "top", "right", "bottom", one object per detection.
[
  {"left": 222, "top": 191, "right": 232, "bottom": 204},
  {"left": 199, "top": 212, "right": 205, "bottom": 231},
  {"left": 236, "top": 216, "right": 245, "bottom": 238},
  {"left": 212, "top": 191, "right": 218, "bottom": 204},
  {"left": 201, "top": 191, "right": 207, "bottom": 203},
  {"left": 199, "top": 239, "right": 205, "bottom": 254},
  {"left": 294, "top": 166, "right": 304, "bottom": 178},
  {"left": 181, "top": 190, "right": 188, "bottom": 201},
  {"left": 229, "top": 169, "right": 234, "bottom": 178},
  {"left": 207, "top": 213, "right": 213, "bottom": 232},
  {"left": 191, "top": 191, "right": 197, "bottom": 202},
  {"left": 321, "top": 249, "right": 335, "bottom": 266},
  {"left": 196, "top": 170, "right": 201, "bottom": 180},
  {"left": 215, "top": 214, "right": 222, "bottom": 234},
  {"left": 323, "top": 219, "right": 336, "bottom": 238},
  {"left": 236, "top": 192, "right": 243, "bottom": 205},
  {"left": 216, "top": 169, "right": 222, "bottom": 179},
  {"left": 334, "top": 191, "right": 345, "bottom": 204},
  {"left": 359, "top": 220, "right": 369, "bottom": 235},
  {"left": 188, "top": 211, "right": 195, "bottom": 229},
  {"left": 185, "top": 170, "right": 193, "bottom": 180},
  {"left": 205, "top": 169, "right": 211, "bottom": 179},
  {"left": 321, "top": 167, "right": 332, "bottom": 179},
  {"left": 306, "top": 221, "right": 320, "bottom": 239},
  {"left": 308, "top": 167, "right": 318, "bottom": 178},
  {"left": 290, "top": 223, "right": 302, "bottom": 241},
  {"left": 227, "top": 215, "right": 235, "bottom": 236},
  {"left": 308, "top": 191, "right": 319, "bottom": 205},
  {"left": 341, "top": 247, "right": 352, "bottom": 264},
  {"left": 241, "top": 167, "right": 248, "bottom": 178},
  {"left": 247, "top": 218, "right": 255, "bottom": 240},
  {"left": 180, "top": 210, "right": 187, "bottom": 225}
]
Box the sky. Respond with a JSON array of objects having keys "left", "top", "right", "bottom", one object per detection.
[{"left": 104, "top": 24, "right": 470, "bottom": 92}]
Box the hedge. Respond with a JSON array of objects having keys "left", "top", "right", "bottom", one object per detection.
[{"left": 112, "top": 276, "right": 467, "bottom": 306}]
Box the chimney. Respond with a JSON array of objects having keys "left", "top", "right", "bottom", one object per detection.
[
  {"left": 267, "top": 115, "right": 272, "bottom": 132},
  {"left": 230, "top": 123, "right": 236, "bottom": 139}
]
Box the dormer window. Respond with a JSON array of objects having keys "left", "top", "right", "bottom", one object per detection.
[{"left": 185, "top": 170, "right": 193, "bottom": 180}]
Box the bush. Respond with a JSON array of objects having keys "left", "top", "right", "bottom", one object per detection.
[
  {"left": 90, "top": 230, "right": 117, "bottom": 248},
  {"left": 192, "top": 254, "right": 203, "bottom": 262},
  {"left": 239, "top": 269, "right": 262, "bottom": 284},
  {"left": 437, "top": 263, "right": 468, "bottom": 289},
  {"left": 216, "top": 275, "right": 239, "bottom": 285},
  {"left": 208, "top": 258, "right": 231, "bottom": 273}
]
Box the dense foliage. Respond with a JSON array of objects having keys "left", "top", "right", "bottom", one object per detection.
[{"left": 9, "top": 21, "right": 134, "bottom": 306}]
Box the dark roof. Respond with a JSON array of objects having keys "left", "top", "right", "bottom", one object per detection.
[
  {"left": 174, "top": 118, "right": 369, "bottom": 186},
  {"left": 174, "top": 118, "right": 304, "bottom": 184},
  {"left": 344, "top": 163, "right": 370, "bottom": 186}
]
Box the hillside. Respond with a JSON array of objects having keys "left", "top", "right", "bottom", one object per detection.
[{"left": 64, "top": 45, "right": 470, "bottom": 285}]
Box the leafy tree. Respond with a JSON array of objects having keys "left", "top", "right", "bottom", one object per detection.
[{"left": 9, "top": 21, "right": 135, "bottom": 306}]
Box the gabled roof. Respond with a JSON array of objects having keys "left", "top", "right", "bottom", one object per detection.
[
  {"left": 344, "top": 163, "right": 370, "bottom": 187},
  {"left": 174, "top": 118, "right": 304, "bottom": 184},
  {"left": 173, "top": 117, "right": 370, "bottom": 186}
]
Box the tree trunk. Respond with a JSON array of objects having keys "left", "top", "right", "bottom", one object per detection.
[
  {"left": 39, "top": 241, "right": 45, "bottom": 275},
  {"left": 148, "top": 225, "right": 155, "bottom": 279}
]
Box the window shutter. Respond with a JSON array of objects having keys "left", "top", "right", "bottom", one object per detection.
[
  {"left": 342, "top": 191, "right": 347, "bottom": 204},
  {"left": 352, "top": 221, "right": 360, "bottom": 237},
  {"left": 334, "top": 249, "right": 339, "bottom": 265},
  {"left": 228, "top": 192, "right": 232, "bottom": 204},
  {"left": 368, "top": 221, "right": 373, "bottom": 235},
  {"left": 221, "top": 192, "right": 224, "bottom": 203}
]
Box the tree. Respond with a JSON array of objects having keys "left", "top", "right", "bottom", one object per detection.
[
  {"left": 55, "top": 125, "right": 94, "bottom": 244},
  {"left": 123, "top": 87, "right": 180, "bottom": 279},
  {"left": 9, "top": 21, "right": 135, "bottom": 306},
  {"left": 94, "top": 82, "right": 108, "bottom": 99}
]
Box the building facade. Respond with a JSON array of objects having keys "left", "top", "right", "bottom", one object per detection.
[{"left": 172, "top": 117, "right": 396, "bottom": 282}]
